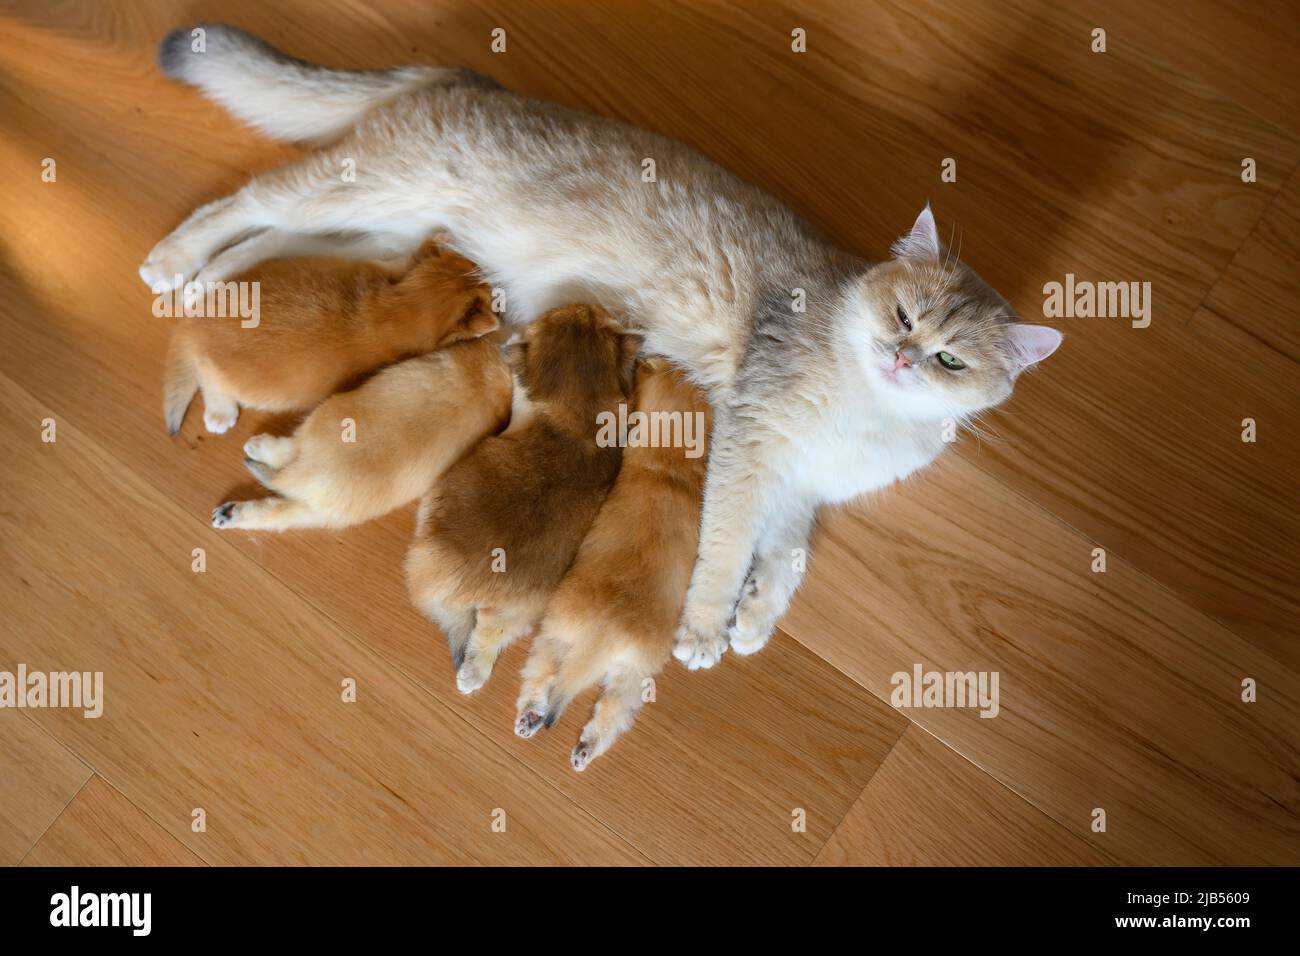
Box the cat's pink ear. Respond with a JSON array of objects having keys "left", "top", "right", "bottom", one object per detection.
[
  {"left": 891, "top": 204, "right": 942, "bottom": 261},
  {"left": 1007, "top": 324, "right": 1063, "bottom": 369}
]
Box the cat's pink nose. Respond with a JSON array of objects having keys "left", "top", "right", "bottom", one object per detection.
[{"left": 893, "top": 351, "right": 912, "bottom": 371}]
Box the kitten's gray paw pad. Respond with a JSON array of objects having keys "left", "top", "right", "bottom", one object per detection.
[
  {"left": 515, "top": 711, "right": 545, "bottom": 738},
  {"left": 571, "top": 741, "right": 594, "bottom": 772},
  {"left": 212, "top": 502, "right": 237, "bottom": 528}
]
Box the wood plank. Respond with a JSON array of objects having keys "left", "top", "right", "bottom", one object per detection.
[
  {"left": 815, "top": 726, "right": 1114, "bottom": 866},
  {"left": 783, "top": 454, "right": 1300, "bottom": 865},
  {"left": 0, "top": 713, "right": 91, "bottom": 866},
  {"left": 21, "top": 776, "right": 205, "bottom": 867},
  {"left": 1203, "top": 166, "right": 1300, "bottom": 366},
  {"left": 0, "top": 370, "right": 643, "bottom": 865},
  {"left": 1075, "top": 0, "right": 1300, "bottom": 137}
]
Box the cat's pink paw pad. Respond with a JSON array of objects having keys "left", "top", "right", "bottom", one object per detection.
[
  {"left": 515, "top": 710, "right": 545, "bottom": 738},
  {"left": 212, "top": 502, "right": 239, "bottom": 529},
  {"left": 571, "top": 740, "right": 594, "bottom": 772}
]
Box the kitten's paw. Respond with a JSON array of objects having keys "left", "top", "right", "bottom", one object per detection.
[
  {"left": 456, "top": 658, "right": 492, "bottom": 695},
  {"left": 515, "top": 710, "right": 545, "bottom": 738},
  {"left": 212, "top": 502, "right": 240, "bottom": 529},
  {"left": 672, "top": 621, "right": 728, "bottom": 671},
  {"left": 203, "top": 406, "right": 238, "bottom": 434},
  {"left": 571, "top": 738, "right": 595, "bottom": 772},
  {"left": 242, "top": 434, "right": 274, "bottom": 462}
]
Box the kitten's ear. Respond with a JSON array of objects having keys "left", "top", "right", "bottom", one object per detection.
[
  {"left": 617, "top": 332, "right": 644, "bottom": 397},
  {"left": 459, "top": 290, "right": 500, "bottom": 338},
  {"left": 891, "top": 204, "right": 942, "bottom": 262},
  {"left": 438, "top": 291, "right": 499, "bottom": 345},
  {"left": 1007, "top": 324, "right": 1063, "bottom": 370}
]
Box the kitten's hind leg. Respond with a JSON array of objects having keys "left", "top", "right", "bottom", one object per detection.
[
  {"left": 571, "top": 670, "right": 645, "bottom": 772},
  {"left": 457, "top": 605, "right": 537, "bottom": 695},
  {"left": 243, "top": 434, "right": 297, "bottom": 471},
  {"left": 212, "top": 496, "right": 317, "bottom": 531},
  {"left": 201, "top": 388, "right": 240, "bottom": 434},
  {"left": 516, "top": 632, "right": 565, "bottom": 738}
]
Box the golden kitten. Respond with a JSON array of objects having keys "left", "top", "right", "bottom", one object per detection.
[
  {"left": 211, "top": 333, "right": 511, "bottom": 531},
  {"left": 515, "top": 360, "right": 710, "bottom": 770},
  {"left": 405, "top": 304, "right": 639, "bottom": 694},
  {"left": 163, "top": 239, "right": 495, "bottom": 435}
]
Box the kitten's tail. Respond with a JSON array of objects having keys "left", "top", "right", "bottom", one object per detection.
[
  {"left": 156, "top": 24, "right": 500, "bottom": 144},
  {"left": 162, "top": 339, "right": 198, "bottom": 436}
]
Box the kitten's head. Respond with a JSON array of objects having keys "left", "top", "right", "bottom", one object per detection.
[
  {"left": 844, "top": 205, "right": 1061, "bottom": 419},
  {"left": 509, "top": 303, "right": 641, "bottom": 407}
]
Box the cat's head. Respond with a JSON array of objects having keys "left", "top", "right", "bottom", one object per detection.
[{"left": 843, "top": 205, "right": 1061, "bottom": 420}]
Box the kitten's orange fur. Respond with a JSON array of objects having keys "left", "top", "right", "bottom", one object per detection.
[
  {"left": 163, "top": 239, "right": 496, "bottom": 435},
  {"left": 514, "top": 360, "right": 711, "bottom": 770},
  {"left": 211, "top": 334, "right": 511, "bottom": 531},
  {"left": 405, "top": 304, "right": 640, "bottom": 695}
]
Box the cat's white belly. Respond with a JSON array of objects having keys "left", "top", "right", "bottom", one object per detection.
[{"left": 796, "top": 416, "right": 946, "bottom": 506}]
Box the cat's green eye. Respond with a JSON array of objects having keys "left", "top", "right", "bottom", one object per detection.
[{"left": 937, "top": 351, "right": 965, "bottom": 370}]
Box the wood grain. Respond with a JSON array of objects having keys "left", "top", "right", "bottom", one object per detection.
[
  {"left": 1203, "top": 166, "right": 1300, "bottom": 366},
  {"left": 21, "top": 776, "right": 204, "bottom": 867},
  {"left": 815, "top": 727, "right": 1114, "bottom": 866},
  {"left": 0, "top": 713, "right": 91, "bottom": 865},
  {"left": 783, "top": 455, "right": 1300, "bottom": 865},
  {"left": 1075, "top": 0, "right": 1300, "bottom": 137}
]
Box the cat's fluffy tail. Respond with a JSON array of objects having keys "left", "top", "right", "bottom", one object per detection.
[
  {"left": 156, "top": 24, "right": 498, "bottom": 144},
  {"left": 162, "top": 339, "right": 198, "bottom": 436}
]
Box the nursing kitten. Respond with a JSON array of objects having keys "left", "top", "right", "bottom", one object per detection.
[
  {"left": 145, "top": 26, "right": 1063, "bottom": 671},
  {"left": 405, "top": 304, "right": 639, "bottom": 694},
  {"left": 211, "top": 332, "right": 510, "bottom": 531},
  {"left": 164, "top": 238, "right": 494, "bottom": 435},
  {"left": 516, "top": 359, "right": 710, "bottom": 771}
]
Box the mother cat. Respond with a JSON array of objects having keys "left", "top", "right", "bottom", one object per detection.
[{"left": 141, "top": 25, "right": 1062, "bottom": 669}]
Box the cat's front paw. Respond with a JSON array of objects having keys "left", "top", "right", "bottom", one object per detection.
[
  {"left": 727, "top": 573, "right": 779, "bottom": 657},
  {"left": 139, "top": 237, "right": 202, "bottom": 291},
  {"left": 672, "top": 618, "right": 728, "bottom": 671}
]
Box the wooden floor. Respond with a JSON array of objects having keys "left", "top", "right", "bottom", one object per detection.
[{"left": 1, "top": 0, "right": 1297, "bottom": 866}]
